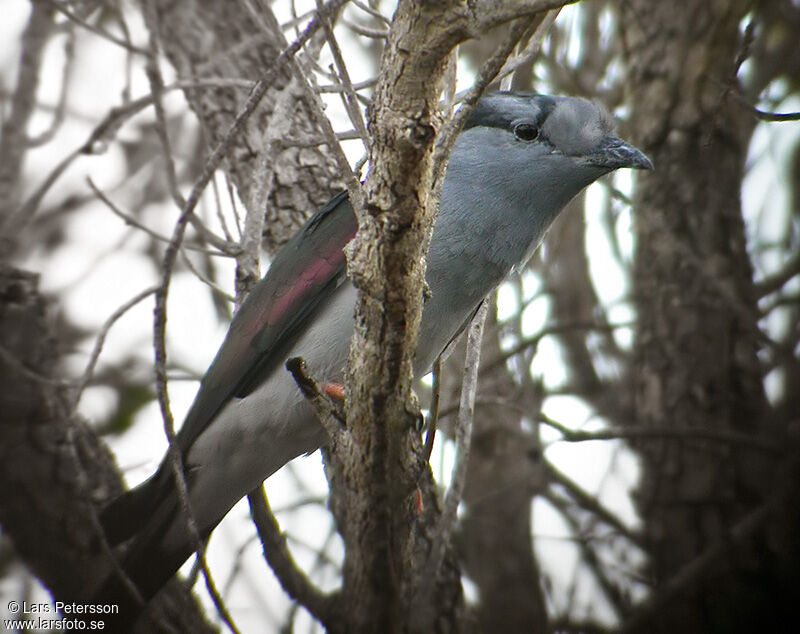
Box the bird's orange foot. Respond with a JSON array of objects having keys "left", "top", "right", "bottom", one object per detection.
[{"left": 321, "top": 382, "right": 345, "bottom": 403}]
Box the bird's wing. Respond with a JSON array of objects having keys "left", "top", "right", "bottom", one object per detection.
[{"left": 176, "top": 190, "right": 356, "bottom": 454}]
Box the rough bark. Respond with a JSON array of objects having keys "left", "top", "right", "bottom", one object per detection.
[
  {"left": 621, "top": 1, "right": 797, "bottom": 631},
  {"left": 339, "top": 2, "right": 464, "bottom": 629},
  {"left": 143, "top": 0, "right": 345, "bottom": 257},
  {"left": 339, "top": 2, "right": 575, "bottom": 632}
]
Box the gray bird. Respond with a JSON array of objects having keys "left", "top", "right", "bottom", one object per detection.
[{"left": 95, "top": 92, "right": 652, "bottom": 615}]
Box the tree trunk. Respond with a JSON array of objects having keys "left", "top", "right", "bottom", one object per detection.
[
  {"left": 0, "top": 266, "right": 215, "bottom": 633},
  {"left": 621, "top": 2, "right": 798, "bottom": 631}
]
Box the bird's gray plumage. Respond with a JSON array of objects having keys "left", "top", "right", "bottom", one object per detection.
[{"left": 93, "top": 92, "right": 651, "bottom": 617}]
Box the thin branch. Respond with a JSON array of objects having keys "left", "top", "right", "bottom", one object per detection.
[
  {"left": 144, "top": 46, "right": 186, "bottom": 212},
  {"left": 496, "top": 8, "right": 561, "bottom": 84},
  {"left": 342, "top": 18, "right": 388, "bottom": 39},
  {"left": 244, "top": 0, "right": 364, "bottom": 213},
  {"left": 424, "top": 356, "right": 443, "bottom": 462},
  {"left": 424, "top": 301, "right": 489, "bottom": 584},
  {"left": 538, "top": 413, "right": 783, "bottom": 454},
  {"left": 147, "top": 47, "right": 244, "bottom": 256},
  {"left": 86, "top": 178, "right": 231, "bottom": 256},
  {"left": 43, "top": 0, "right": 149, "bottom": 54},
  {"left": 280, "top": 6, "right": 316, "bottom": 33},
  {"left": 725, "top": 85, "right": 800, "bottom": 122},
  {"left": 26, "top": 24, "right": 75, "bottom": 148},
  {"left": 543, "top": 488, "right": 630, "bottom": 619},
  {"left": 178, "top": 249, "right": 236, "bottom": 303},
  {"left": 71, "top": 285, "right": 159, "bottom": 411},
  {"left": 210, "top": 172, "right": 234, "bottom": 243},
  {"left": 246, "top": 486, "right": 338, "bottom": 626},
  {"left": 285, "top": 357, "right": 348, "bottom": 444},
  {"left": 432, "top": 15, "right": 540, "bottom": 194},
  {"left": 318, "top": 77, "right": 377, "bottom": 93},
  {"left": 432, "top": 400, "right": 784, "bottom": 456},
  {"left": 351, "top": 0, "right": 391, "bottom": 26},
  {"left": 13, "top": 78, "right": 257, "bottom": 240},
  {"left": 150, "top": 115, "right": 243, "bottom": 634},
  {"left": 320, "top": 7, "right": 371, "bottom": 147},
  {"left": 546, "top": 461, "right": 643, "bottom": 547},
  {"left": 480, "top": 320, "right": 630, "bottom": 375},
  {"left": 756, "top": 250, "right": 800, "bottom": 298}
]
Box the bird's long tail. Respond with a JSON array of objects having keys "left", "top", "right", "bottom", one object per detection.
[{"left": 91, "top": 470, "right": 201, "bottom": 630}]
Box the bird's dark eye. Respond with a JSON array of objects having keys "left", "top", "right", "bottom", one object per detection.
[{"left": 513, "top": 123, "right": 539, "bottom": 142}]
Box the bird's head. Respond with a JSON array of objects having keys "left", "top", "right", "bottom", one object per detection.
[
  {"left": 457, "top": 92, "right": 652, "bottom": 198},
  {"left": 434, "top": 92, "right": 652, "bottom": 283}
]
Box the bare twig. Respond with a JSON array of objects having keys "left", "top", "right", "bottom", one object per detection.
[
  {"left": 425, "top": 300, "right": 488, "bottom": 583},
  {"left": 318, "top": 77, "right": 377, "bottom": 93},
  {"left": 756, "top": 250, "right": 800, "bottom": 298},
  {"left": 725, "top": 85, "right": 800, "bottom": 122},
  {"left": 432, "top": 15, "right": 540, "bottom": 193},
  {"left": 153, "top": 209, "right": 241, "bottom": 634},
  {"left": 318, "top": 0, "right": 373, "bottom": 148},
  {"left": 71, "top": 286, "right": 159, "bottom": 411},
  {"left": 285, "top": 357, "right": 348, "bottom": 444},
  {"left": 223, "top": 42, "right": 302, "bottom": 296},
  {"left": 544, "top": 488, "right": 630, "bottom": 618},
  {"left": 26, "top": 25, "right": 75, "bottom": 148},
  {"left": 44, "top": 0, "right": 149, "bottom": 54},
  {"left": 209, "top": 173, "right": 234, "bottom": 243},
  {"left": 424, "top": 356, "right": 443, "bottom": 462},
  {"left": 351, "top": 0, "right": 391, "bottom": 26},
  {"left": 430, "top": 399, "right": 783, "bottom": 456},
  {"left": 480, "top": 320, "right": 631, "bottom": 375},
  {"left": 496, "top": 8, "right": 561, "bottom": 84},
  {"left": 546, "top": 461, "right": 643, "bottom": 546},
  {"left": 342, "top": 19, "right": 388, "bottom": 39},
  {"left": 244, "top": 0, "right": 364, "bottom": 212},
  {"left": 146, "top": 43, "right": 243, "bottom": 256},
  {"left": 178, "top": 250, "right": 236, "bottom": 303},
  {"left": 14, "top": 78, "right": 257, "bottom": 242},
  {"left": 281, "top": 6, "right": 315, "bottom": 33},
  {"left": 144, "top": 43, "right": 186, "bottom": 212},
  {"left": 86, "top": 178, "right": 231, "bottom": 256},
  {"left": 538, "top": 413, "right": 782, "bottom": 454},
  {"left": 246, "top": 486, "right": 337, "bottom": 626}
]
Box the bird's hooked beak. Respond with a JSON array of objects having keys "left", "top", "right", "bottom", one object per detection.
[{"left": 583, "top": 135, "right": 654, "bottom": 171}]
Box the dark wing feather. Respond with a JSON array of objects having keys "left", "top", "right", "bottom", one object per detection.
[{"left": 176, "top": 190, "right": 356, "bottom": 454}]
